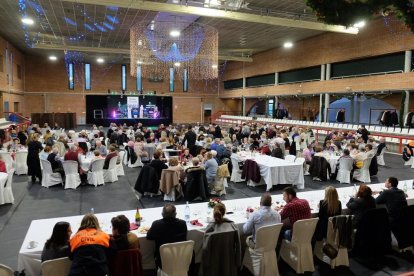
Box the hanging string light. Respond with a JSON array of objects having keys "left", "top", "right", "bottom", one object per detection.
[{"left": 130, "top": 20, "right": 218, "bottom": 80}]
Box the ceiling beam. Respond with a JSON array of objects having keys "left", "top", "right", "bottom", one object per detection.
[
  {"left": 61, "top": 0, "right": 359, "bottom": 34},
  {"left": 32, "top": 43, "right": 253, "bottom": 62}
]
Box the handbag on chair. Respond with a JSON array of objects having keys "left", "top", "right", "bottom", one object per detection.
[{"left": 322, "top": 243, "right": 338, "bottom": 259}]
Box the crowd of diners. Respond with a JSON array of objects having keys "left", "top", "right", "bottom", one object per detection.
[
  {"left": 41, "top": 175, "right": 408, "bottom": 274},
  {"left": 3, "top": 120, "right": 408, "bottom": 274}
]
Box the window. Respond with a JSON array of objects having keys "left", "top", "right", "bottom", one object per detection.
[
  {"left": 278, "top": 66, "right": 320, "bottom": 84},
  {"left": 183, "top": 68, "right": 188, "bottom": 92},
  {"left": 169, "top": 68, "right": 174, "bottom": 92},
  {"left": 13, "top": 102, "right": 19, "bottom": 113},
  {"left": 246, "top": 73, "right": 275, "bottom": 87},
  {"left": 136, "top": 65, "right": 142, "bottom": 92},
  {"left": 121, "top": 64, "right": 127, "bottom": 91},
  {"left": 17, "top": 64, "right": 22, "bottom": 79},
  {"left": 84, "top": 63, "right": 91, "bottom": 90},
  {"left": 223, "top": 78, "right": 243, "bottom": 90},
  {"left": 268, "top": 99, "right": 274, "bottom": 117},
  {"left": 68, "top": 63, "right": 74, "bottom": 90}
]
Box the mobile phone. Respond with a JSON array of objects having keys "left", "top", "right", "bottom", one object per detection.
[{"left": 226, "top": 212, "right": 234, "bottom": 214}]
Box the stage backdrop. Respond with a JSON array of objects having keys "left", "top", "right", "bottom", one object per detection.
[{"left": 86, "top": 95, "right": 173, "bottom": 126}]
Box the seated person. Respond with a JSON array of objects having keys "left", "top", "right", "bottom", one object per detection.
[
  {"left": 47, "top": 147, "right": 64, "bottom": 177},
  {"left": 103, "top": 145, "right": 118, "bottom": 170},
  {"left": 40, "top": 145, "right": 52, "bottom": 161},
  {"left": 271, "top": 143, "right": 284, "bottom": 159},
  {"left": 95, "top": 140, "right": 107, "bottom": 157},
  {"left": 374, "top": 177, "right": 408, "bottom": 221},
  {"left": 147, "top": 203, "right": 187, "bottom": 268},
  {"left": 149, "top": 149, "right": 168, "bottom": 181},
  {"left": 185, "top": 157, "right": 201, "bottom": 173},
  {"left": 203, "top": 151, "right": 218, "bottom": 184},
  {"left": 110, "top": 215, "right": 139, "bottom": 251},
  {"left": 168, "top": 157, "right": 185, "bottom": 182},
  {"left": 347, "top": 184, "right": 376, "bottom": 227},
  {"left": 243, "top": 193, "right": 281, "bottom": 248},
  {"left": 64, "top": 145, "right": 79, "bottom": 162},
  {"left": 69, "top": 214, "right": 110, "bottom": 275},
  {"left": 41, "top": 222, "right": 72, "bottom": 262},
  {"left": 179, "top": 148, "right": 193, "bottom": 163}
]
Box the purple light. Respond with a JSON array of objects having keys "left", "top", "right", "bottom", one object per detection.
[{"left": 112, "top": 110, "right": 116, "bottom": 118}]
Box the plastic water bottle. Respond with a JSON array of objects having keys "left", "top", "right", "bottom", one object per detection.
[
  {"left": 185, "top": 202, "right": 190, "bottom": 222},
  {"left": 90, "top": 208, "right": 94, "bottom": 214}
]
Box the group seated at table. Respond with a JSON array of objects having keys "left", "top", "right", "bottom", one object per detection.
[{"left": 37, "top": 175, "right": 410, "bottom": 275}]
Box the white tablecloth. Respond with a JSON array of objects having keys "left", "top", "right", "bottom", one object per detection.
[
  {"left": 0, "top": 172, "right": 10, "bottom": 205},
  {"left": 18, "top": 180, "right": 414, "bottom": 275},
  {"left": 239, "top": 152, "right": 305, "bottom": 190}
]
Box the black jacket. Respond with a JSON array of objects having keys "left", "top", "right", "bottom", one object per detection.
[
  {"left": 315, "top": 200, "right": 342, "bottom": 241},
  {"left": 69, "top": 245, "right": 109, "bottom": 276},
  {"left": 135, "top": 165, "right": 159, "bottom": 194},
  {"left": 149, "top": 159, "right": 168, "bottom": 181},
  {"left": 309, "top": 156, "right": 331, "bottom": 181},
  {"left": 146, "top": 217, "right": 187, "bottom": 268},
  {"left": 181, "top": 130, "right": 197, "bottom": 148},
  {"left": 184, "top": 167, "right": 209, "bottom": 201},
  {"left": 346, "top": 196, "right": 376, "bottom": 227},
  {"left": 375, "top": 187, "right": 408, "bottom": 220},
  {"left": 47, "top": 152, "right": 62, "bottom": 172}
]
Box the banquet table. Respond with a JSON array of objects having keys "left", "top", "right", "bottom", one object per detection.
[
  {"left": 239, "top": 152, "right": 305, "bottom": 190},
  {"left": 0, "top": 172, "right": 11, "bottom": 205},
  {"left": 19, "top": 180, "right": 414, "bottom": 275}
]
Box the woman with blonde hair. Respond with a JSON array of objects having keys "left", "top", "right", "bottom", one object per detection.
[
  {"left": 314, "top": 186, "right": 342, "bottom": 241},
  {"left": 69, "top": 214, "right": 110, "bottom": 276}
]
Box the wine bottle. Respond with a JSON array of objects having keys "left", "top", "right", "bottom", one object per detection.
[{"left": 135, "top": 207, "right": 141, "bottom": 226}]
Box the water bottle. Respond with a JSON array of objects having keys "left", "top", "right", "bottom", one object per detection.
[
  {"left": 403, "top": 182, "right": 408, "bottom": 193},
  {"left": 90, "top": 208, "right": 94, "bottom": 214},
  {"left": 185, "top": 202, "right": 190, "bottom": 222}
]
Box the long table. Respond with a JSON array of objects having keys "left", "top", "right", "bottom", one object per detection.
[
  {"left": 239, "top": 152, "right": 305, "bottom": 190},
  {"left": 18, "top": 180, "right": 414, "bottom": 275}
]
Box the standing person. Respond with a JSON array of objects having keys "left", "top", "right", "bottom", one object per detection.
[
  {"left": 278, "top": 187, "right": 311, "bottom": 241},
  {"left": 374, "top": 177, "right": 408, "bottom": 221},
  {"left": 146, "top": 204, "right": 187, "bottom": 268},
  {"left": 27, "top": 133, "right": 43, "bottom": 183},
  {"left": 243, "top": 193, "right": 281, "bottom": 248},
  {"left": 314, "top": 186, "right": 342, "bottom": 241},
  {"left": 357, "top": 125, "right": 370, "bottom": 144},
  {"left": 181, "top": 125, "right": 197, "bottom": 156},
  {"left": 41, "top": 222, "right": 72, "bottom": 262},
  {"left": 69, "top": 214, "right": 110, "bottom": 276}
]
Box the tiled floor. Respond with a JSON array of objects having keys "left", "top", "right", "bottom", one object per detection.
[{"left": 0, "top": 153, "right": 413, "bottom": 275}]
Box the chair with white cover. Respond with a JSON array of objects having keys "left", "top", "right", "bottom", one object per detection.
[
  {"left": 285, "top": 155, "right": 296, "bottom": 163},
  {"left": 353, "top": 158, "right": 372, "bottom": 183},
  {"left": 62, "top": 161, "right": 81, "bottom": 190},
  {"left": 230, "top": 155, "right": 245, "bottom": 183},
  {"left": 377, "top": 148, "right": 386, "bottom": 166},
  {"left": 103, "top": 156, "right": 118, "bottom": 183},
  {"left": 126, "top": 147, "right": 143, "bottom": 168},
  {"left": 2, "top": 169, "right": 15, "bottom": 204},
  {"left": 336, "top": 158, "right": 354, "bottom": 184},
  {"left": 116, "top": 151, "right": 125, "bottom": 176},
  {"left": 279, "top": 218, "right": 319, "bottom": 274},
  {"left": 243, "top": 224, "right": 283, "bottom": 276},
  {"left": 158, "top": 240, "right": 195, "bottom": 276},
  {"left": 14, "top": 151, "right": 28, "bottom": 175},
  {"left": 0, "top": 153, "right": 14, "bottom": 172},
  {"left": 404, "top": 158, "right": 413, "bottom": 166},
  {"left": 87, "top": 159, "right": 105, "bottom": 187},
  {"left": 160, "top": 169, "right": 182, "bottom": 202},
  {"left": 40, "top": 159, "right": 64, "bottom": 188},
  {"left": 314, "top": 217, "right": 351, "bottom": 269},
  {"left": 0, "top": 264, "right": 14, "bottom": 276},
  {"left": 41, "top": 257, "right": 72, "bottom": 276}
]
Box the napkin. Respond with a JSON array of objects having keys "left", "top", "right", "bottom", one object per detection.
[
  {"left": 130, "top": 223, "right": 139, "bottom": 230},
  {"left": 190, "top": 219, "right": 203, "bottom": 227}
]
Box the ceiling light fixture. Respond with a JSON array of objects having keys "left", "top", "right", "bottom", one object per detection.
[
  {"left": 97, "top": 58, "right": 104, "bottom": 63},
  {"left": 212, "top": 64, "right": 218, "bottom": 69},
  {"left": 49, "top": 56, "right": 57, "bottom": 61},
  {"left": 283, "top": 41, "right": 293, "bottom": 48},
  {"left": 353, "top": 21, "right": 366, "bottom": 28},
  {"left": 169, "top": 30, "right": 180, "bottom": 37},
  {"left": 174, "top": 62, "right": 181, "bottom": 67},
  {"left": 21, "top": 17, "right": 34, "bottom": 25}
]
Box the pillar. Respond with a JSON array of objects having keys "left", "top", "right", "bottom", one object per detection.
[
  {"left": 242, "top": 96, "right": 246, "bottom": 116},
  {"left": 355, "top": 95, "right": 361, "bottom": 125},
  {"left": 242, "top": 77, "right": 246, "bottom": 89},
  {"left": 403, "top": 90, "right": 410, "bottom": 123},
  {"left": 319, "top": 94, "right": 323, "bottom": 122},
  {"left": 275, "top": 72, "right": 279, "bottom": 85},
  {"left": 324, "top": 93, "right": 330, "bottom": 122},
  {"left": 320, "top": 64, "right": 326, "bottom": 81},
  {"left": 350, "top": 96, "right": 355, "bottom": 124},
  {"left": 405, "top": 50, "right": 412, "bottom": 73},
  {"left": 326, "top": 63, "right": 331, "bottom": 80}
]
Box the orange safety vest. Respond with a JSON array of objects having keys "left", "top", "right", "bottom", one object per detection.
[{"left": 70, "top": 228, "right": 110, "bottom": 253}]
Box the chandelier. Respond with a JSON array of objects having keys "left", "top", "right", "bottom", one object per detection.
[{"left": 130, "top": 20, "right": 218, "bottom": 80}]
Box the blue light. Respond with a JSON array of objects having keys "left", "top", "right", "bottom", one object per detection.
[
  {"left": 102, "top": 22, "right": 114, "bottom": 30},
  {"left": 107, "top": 6, "right": 118, "bottom": 11},
  {"left": 84, "top": 23, "right": 95, "bottom": 31},
  {"left": 94, "top": 23, "right": 106, "bottom": 32},
  {"left": 106, "top": 15, "right": 119, "bottom": 24},
  {"left": 64, "top": 17, "right": 77, "bottom": 26},
  {"left": 27, "top": 0, "right": 44, "bottom": 14}
]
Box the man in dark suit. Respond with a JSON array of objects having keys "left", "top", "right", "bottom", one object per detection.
[
  {"left": 375, "top": 177, "right": 407, "bottom": 220},
  {"left": 47, "top": 147, "right": 64, "bottom": 177},
  {"left": 146, "top": 203, "right": 188, "bottom": 268},
  {"left": 103, "top": 145, "right": 118, "bottom": 170},
  {"left": 181, "top": 125, "right": 197, "bottom": 156}
]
